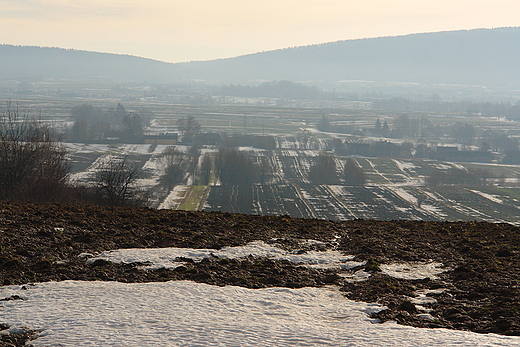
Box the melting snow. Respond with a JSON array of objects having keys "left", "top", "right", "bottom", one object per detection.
[
  {"left": 86, "top": 241, "right": 448, "bottom": 279},
  {"left": 1, "top": 281, "right": 518, "bottom": 347},
  {"left": 381, "top": 262, "right": 446, "bottom": 280},
  {"left": 393, "top": 160, "right": 417, "bottom": 173},
  {"left": 469, "top": 189, "right": 504, "bottom": 204},
  {"left": 421, "top": 204, "right": 448, "bottom": 218},
  {"left": 87, "top": 241, "right": 359, "bottom": 270},
  {"left": 389, "top": 187, "right": 418, "bottom": 205}
]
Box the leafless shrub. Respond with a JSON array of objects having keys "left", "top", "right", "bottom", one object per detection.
[
  {"left": 308, "top": 153, "right": 339, "bottom": 184},
  {"left": 343, "top": 158, "right": 366, "bottom": 186},
  {"left": 94, "top": 156, "right": 143, "bottom": 206},
  {"left": 157, "top": 147, "right": 188, "bottom": 189},
  {"left": 0, "top": 101, "right": 70, "bottom": 202}
]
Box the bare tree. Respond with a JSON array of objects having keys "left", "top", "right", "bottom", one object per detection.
[
  {"left": 95, "top": 156, "right": 142, "bottom": 206},
  {"left": 308, "top": 153, "right": 339, "bottom": 184},
  {"left": 198, "top": 154, "right": 213, "bottom": 185},
  {"left": 70, "top": 103, "right": 106, "bottom": 142},
  {"left": 122, "top": 112, "right": 144, "bottom": 143},
  {"left": 158, "top": 147, "right": 187, "bottom": 189},
  {"left": 177, "top": 116, "right": 200, "bottom": 143},
  {"left": 343, "top": 158, "right": 366, "bottom": 186},
  {"left": 217, "top": 149, "right": 259, "bottom": 185},
  {"left": 0, "top": 101, "right": 70, "bottom": 202}
]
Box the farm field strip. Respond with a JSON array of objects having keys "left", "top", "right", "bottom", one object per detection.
[
  {"left": 392, "top": 160, "right": 423, "bottom": 186},
  {"left": 178, "top": 186, "right": 207, "bottom": 211},
  {"left": 158, "top": 185, "right": 191, "bottom": 210},
  {"left": 328, "top": 186, "right": 375, "bottom": 219},
  {"left": 61, "top": 137, "right": 520, "bottom": 224},
  {"left": 291, "top": 185, "right": 318, "bottom": 218},
  {"left": 365, "top": 186, "right": 423, "bottom": 220},
  {"left": 363, "top": 159, "right": 392, "bottom": 184},
  {"left": 450, "top": 201, "right": 504, "bottom": 222},
  {"left": 296, "top": 185, "right": 352, "bottom": 220},
  {"left": 423, "top": 187, "right": 501, "bottom": 222},
  {"left": 415, "top": 187, "right": 515, "bottom": 223},
  {"left": 203, "top": 185, "right": 316, "bottom": 218},
  {"left": 324, "top": 185, "right": 359, "bottom": 219},
  {"left": 387, "top": 186, "right": 419, "bottom": 206},
  {"left": 403, "top": 187, "right": 449, "bottom": 219}
]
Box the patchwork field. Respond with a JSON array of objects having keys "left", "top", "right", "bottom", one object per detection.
[
  {"left": 64, "top": 139, "right": 520, "bottom": 225},
  {"left": 5, "top": 94, "right": 520, "bottom": 224}
]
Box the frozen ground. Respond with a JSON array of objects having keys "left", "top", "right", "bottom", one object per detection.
[
  {"left": 86, "top": 240, "right": 447, "bottom": 279},
  {"left": 1, "top": 242, "right": 510, "bottom": 346},
  {"left": 1, "top": 280, "right": 518, "bottom": 347},
  {"left": 63, "top": 139, "right": 520, "bottom": 224}
]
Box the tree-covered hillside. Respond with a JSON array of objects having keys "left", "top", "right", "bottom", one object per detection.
[
  {"left": 0, "top": 45, "right": 175, "bottom": 82},
  {"left": 179, "top": 27, "right": 520, "bottom": 86},
  {"left": 2, "top": 27, "right": 520, "bottom": 86}
]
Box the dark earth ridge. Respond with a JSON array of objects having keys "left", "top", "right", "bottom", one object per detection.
[{"left": 1, "top": 201, "right": 520, "bottom": 345}]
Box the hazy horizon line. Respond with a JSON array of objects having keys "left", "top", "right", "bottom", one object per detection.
[{"left": 3, "top": 26, "right": 517, "bottom": 65}]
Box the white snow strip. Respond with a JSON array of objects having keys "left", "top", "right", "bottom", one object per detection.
[
  {"left": 393, "top": 160, "right": 417, "bottom": 172},
  {"left": 388, "top": 187, "right": 418, "bottom": 205},
  {"left": 421, "top": 204, "right": 448, "bottom": 217},
  {"left": 432, "top": 163, "right": 452, "bottom": 170},
  {"left": 86, "top": 241, "right": 358, "bottom": 270},
  {"left": 86, "top": 241, "right": 448, "bottom": 279},
  {"left": 1, "top": 280, "right": 518, "bottom": 347},
  {"left": 469, "top": 189, "right": 503, "bottom": 204},
  {"left": 380, "top": 262, "right": 446, "bottom": 280}
]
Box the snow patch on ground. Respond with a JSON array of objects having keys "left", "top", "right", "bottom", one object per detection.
[
  {"left": 1, "top": 281, "right": 518, "bottom": 347},
  {"left": 86, "top": 241, "right": 448, "bottom": 279},
  {"left": 86, "top": 241, "right": 359, "bottom": 270},
  {"left": 381, "top": 262, "right": 446, "bottom": 280},
  {"left": 388, "top": 187, "right": 418, "bottom": 205},
  {"left": 432, "top": 163, "right": 452, "bottom": 170},
  {"left": 469, "top": 189, "right": 503, "bottom": 204},
  {"left": 393, "top": 160, "right": 417, "bottom": 173}
]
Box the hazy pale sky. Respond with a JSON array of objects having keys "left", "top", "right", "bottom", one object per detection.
[{"left": 2, "top": 0, "right": 520, "bottom": 63}]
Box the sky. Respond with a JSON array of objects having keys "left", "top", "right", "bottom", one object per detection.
[{"left": 2, "top": 0, "right": 520, "bottom": 63}]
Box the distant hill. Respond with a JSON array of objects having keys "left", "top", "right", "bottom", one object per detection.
[
  {"left": 0, "top": 45, "right": 174, "bottom": 82},
  {"left": 2, "top": 27, "right": 520, "bottom": 86}
]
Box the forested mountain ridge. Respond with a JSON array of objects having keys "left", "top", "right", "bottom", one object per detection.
[
  {"left": 2, "top": 27, "right": 520, "bottom": 86},
  {"left": 179, "top": 27, "right": 520, "bottom": 86},
  {"left": 0, "top": 45, "right": 173, "bottom": 82}
]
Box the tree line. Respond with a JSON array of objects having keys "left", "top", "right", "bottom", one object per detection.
[
  {"left": 308, "top": 154, "right": 366, "bottom": 186},
  {"left": 69, "top": 103, "right": 146, "bottom": 143},
  {"left": 0, "top": 102, "right": 146, "bottom": 206},
  {"left": 0, "top": 101, "right": 370, "bottom": 208},
  {"left": 426, "top": 167, "right": 493, "bottom": 187},
  {"left": 320, "top": 113, "right": 518, "bottom": 150}
]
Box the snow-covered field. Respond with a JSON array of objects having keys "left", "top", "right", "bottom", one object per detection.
[
  {"left": 2, "top": 242, "right": 518, "bottom": 346},
  {"left": 64, "top": 140, "right": 520, "bottom": 223},
  {"left": 3, "top": 280, "right": 518, "bottom": 347}
]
